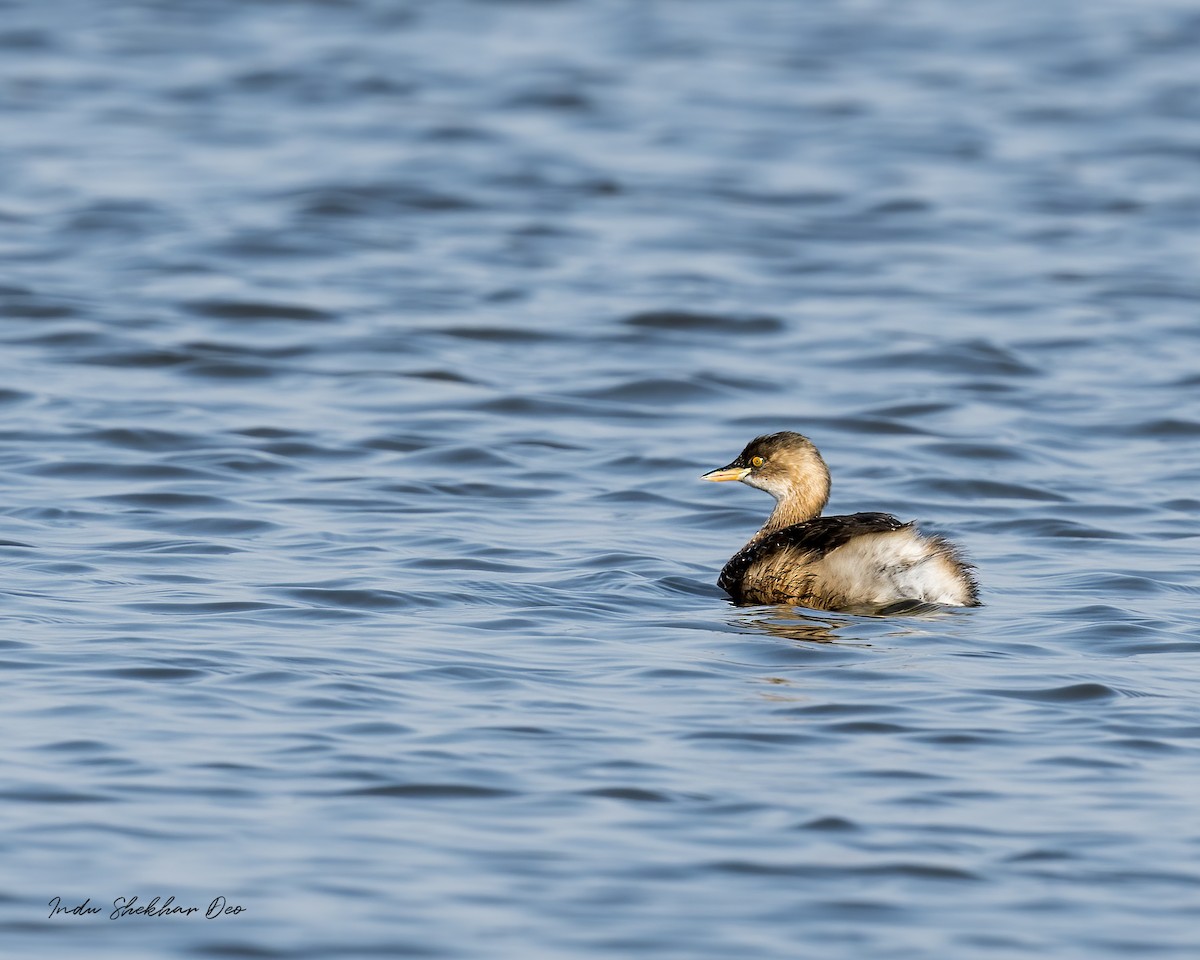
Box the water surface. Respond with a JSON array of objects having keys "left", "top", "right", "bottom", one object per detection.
[{"left": 2, "top": 1, "right": 1200, "bottom": 957}]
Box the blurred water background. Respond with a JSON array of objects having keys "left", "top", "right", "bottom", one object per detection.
[{"left": 2, "top": 0, "right": 1200, "bottom": 957}]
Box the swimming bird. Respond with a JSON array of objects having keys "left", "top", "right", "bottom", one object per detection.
[{"left": 703, "top": 432, "right": 979, "bottom": 611}]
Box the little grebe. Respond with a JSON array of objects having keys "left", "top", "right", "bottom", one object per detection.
[{"left": 703, "top": 432, "right": 979, "bottom": 611}]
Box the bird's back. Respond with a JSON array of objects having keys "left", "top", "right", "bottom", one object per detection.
[{"left": 719, "top": 512, "right": 978, "bottom": 610}]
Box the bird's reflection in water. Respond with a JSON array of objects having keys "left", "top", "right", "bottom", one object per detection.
[
  {"left": 737, "top": 598, "right": 955, "bottom": 646},
  {"left": 744, "top": 608, "right": 846, "bottom": 645}
]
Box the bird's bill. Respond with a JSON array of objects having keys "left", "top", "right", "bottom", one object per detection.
[{"left": 701, "top": 464, "right": 750, "bottom": 482}]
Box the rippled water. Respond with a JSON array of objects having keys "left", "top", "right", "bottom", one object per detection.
[{"left": 3, "top": 1, "right": 1200, "bottom": 957}]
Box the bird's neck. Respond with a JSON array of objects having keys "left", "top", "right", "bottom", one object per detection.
[{"left": 754, "top": 481, "right": 829, "bottom": 540}]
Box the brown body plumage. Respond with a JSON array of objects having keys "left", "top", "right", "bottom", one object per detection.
[{"left": 703, "top": 432, "right": 979, "bottom": 611}]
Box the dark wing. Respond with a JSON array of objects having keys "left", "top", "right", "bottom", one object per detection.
[{"left": 718, "top": 512, "right": 908, "bottom": 598}]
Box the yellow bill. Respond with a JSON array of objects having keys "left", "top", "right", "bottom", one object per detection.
[{"left": 701, "top": 465, "right": 750, "bottom": 482}]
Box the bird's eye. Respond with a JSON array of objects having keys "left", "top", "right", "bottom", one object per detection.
[{"left": 750, "top": 456, "right": 764, "bottom": 468}]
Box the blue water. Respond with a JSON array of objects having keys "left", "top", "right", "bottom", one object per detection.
[{"left": 3, "top": 1, "right": 1200, "bottom": 957}]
